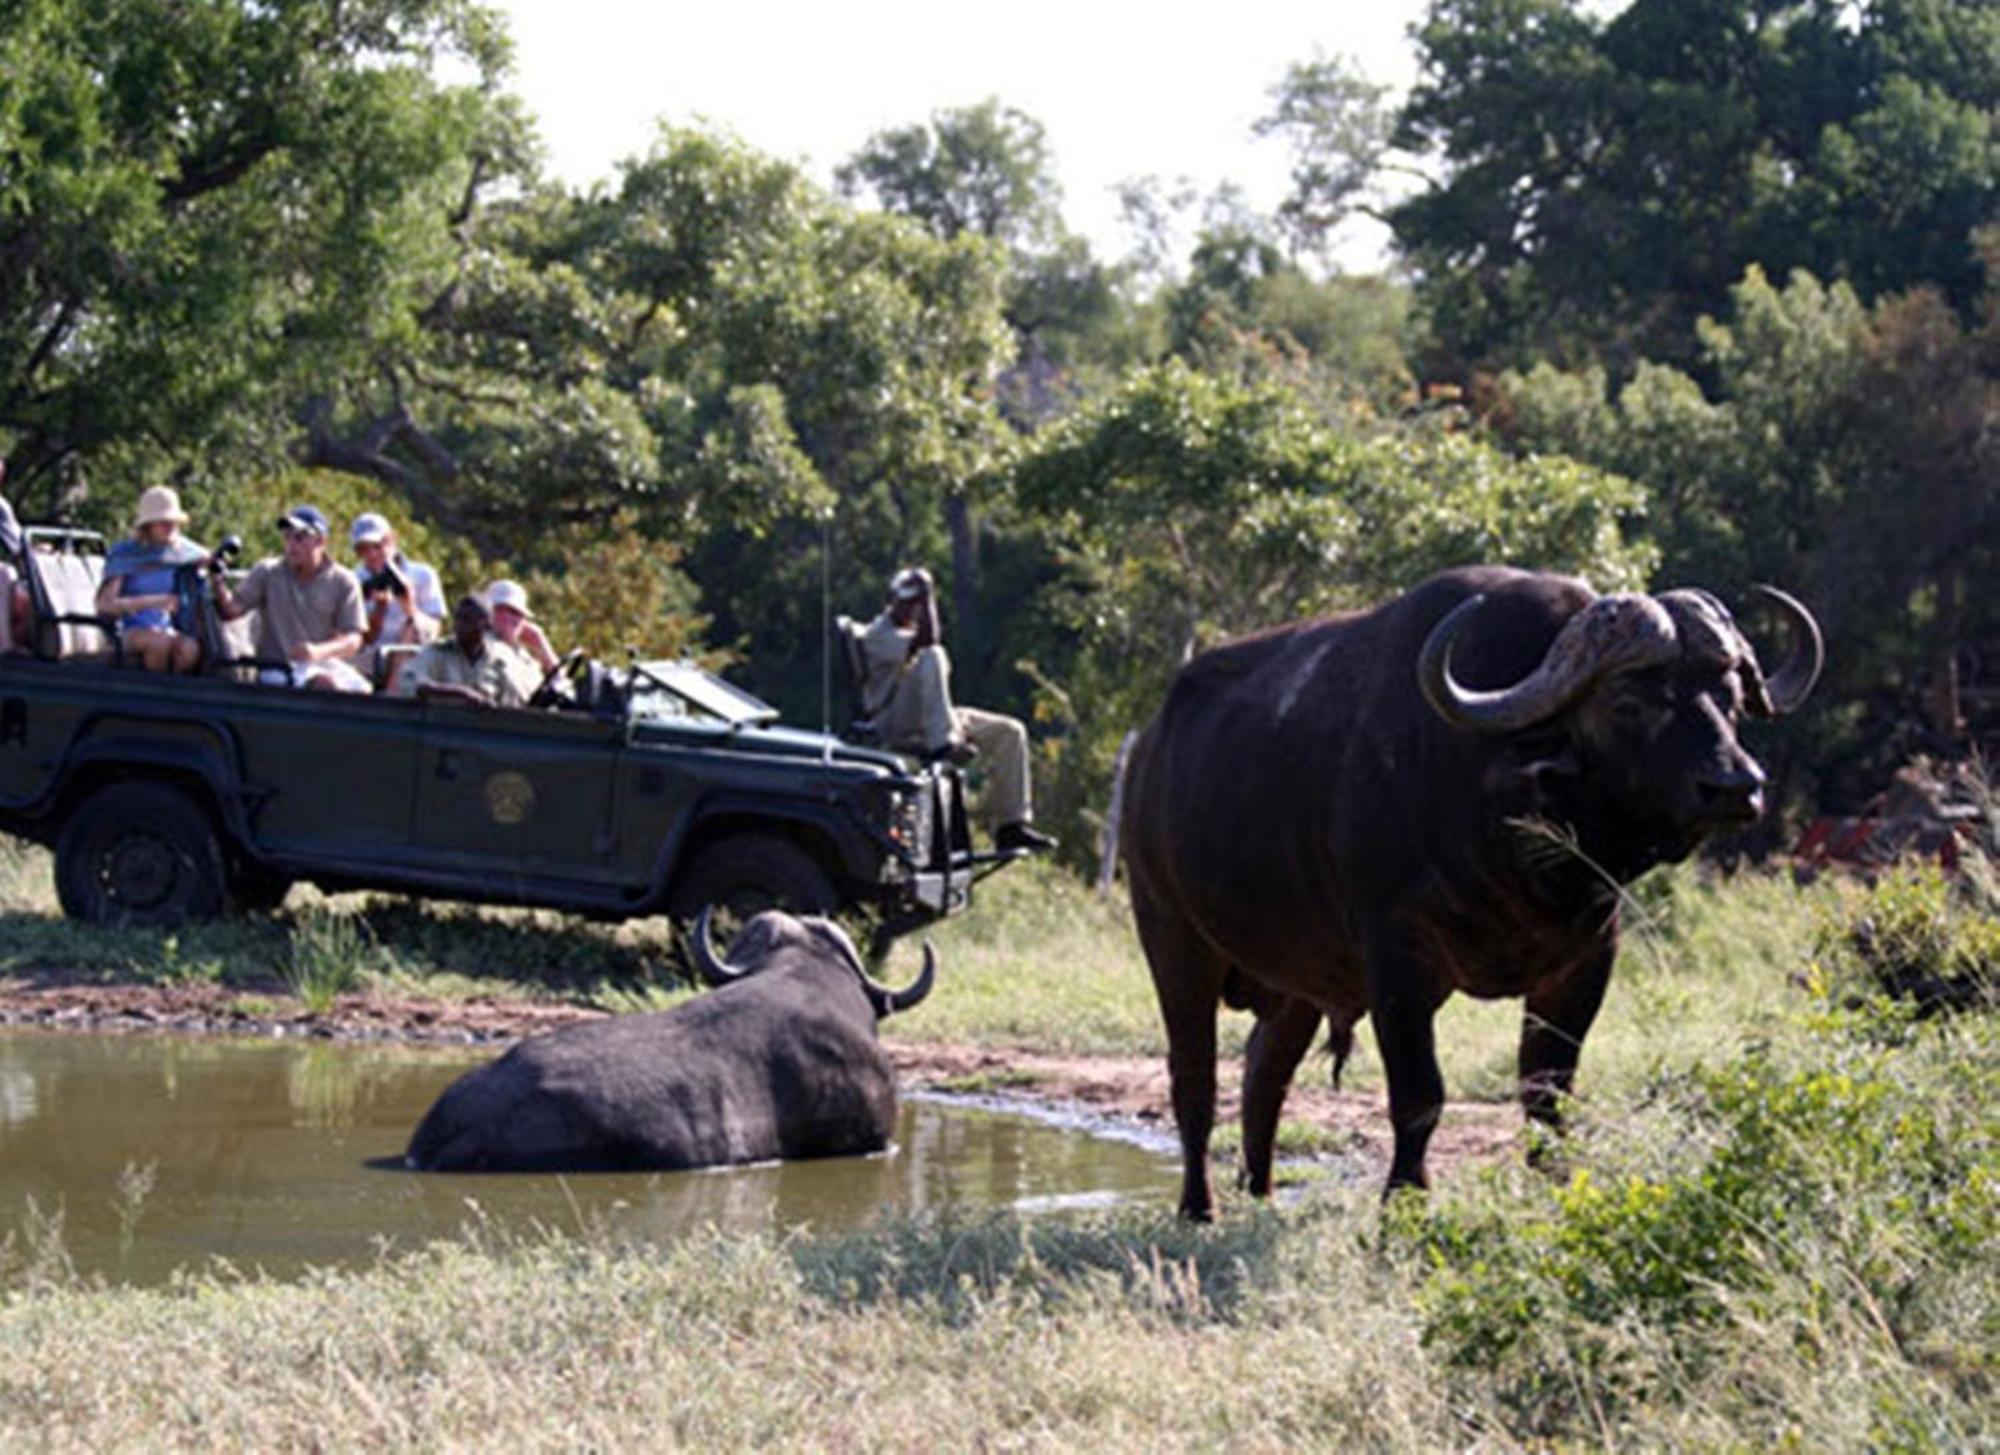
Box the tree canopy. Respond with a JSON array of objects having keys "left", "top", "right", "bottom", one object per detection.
[{"left": 1383, "top": 0, "right": 1998, "bottom": 372}]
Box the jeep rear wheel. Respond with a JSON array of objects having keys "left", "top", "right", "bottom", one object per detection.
[
  {"left": 55, "top": 782, "right": 228, "bottom": 928},
  {"left": 666, "top": 833, "right": 840, "bottom": 949}
]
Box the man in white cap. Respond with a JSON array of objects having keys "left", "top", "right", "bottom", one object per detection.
[
  {"left": 484, "top": 578, "right": 559, "bottom": 693},
  {"left": 213, "top": 504, "right": 369, "bottom": 691},
  {"left": 858, "top": 565, "right": 1054, "bottom": 854},
  {"left": 350, "top": 511, "right": 443, "bottom": 689}
]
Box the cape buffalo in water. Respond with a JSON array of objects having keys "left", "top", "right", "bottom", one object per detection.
[
  {"left": 404, "top": 909, "right": 935, "bottom": 1172},
  {"left": 1123, "top": 566, "right": 1822, "bottom": 1216}
]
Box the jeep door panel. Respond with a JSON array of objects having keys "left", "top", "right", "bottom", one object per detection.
[{"left": 413, "top": 709, "right": 631, "bottom": 889}]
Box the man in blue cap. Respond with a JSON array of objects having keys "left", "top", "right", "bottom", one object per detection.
[{"left": 213, "top": 504, "right": 370, "bottom": 691}]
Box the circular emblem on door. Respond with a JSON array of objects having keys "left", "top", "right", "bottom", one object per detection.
[{"left": 484, "top": 770, "right": 536, "bottom": 826}]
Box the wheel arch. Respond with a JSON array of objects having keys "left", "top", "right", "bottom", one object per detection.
[{"left": 661, "top": 806, "right": 854, "bottom": 911}]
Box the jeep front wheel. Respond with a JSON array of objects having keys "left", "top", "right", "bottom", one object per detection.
[
  {"left": 55, "top": 782, "right": 229, "bottom": 927},
  {"left": 666, "top": 832, "right": 839, "bottom": 946}
]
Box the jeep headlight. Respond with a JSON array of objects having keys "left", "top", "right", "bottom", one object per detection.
[{"left": 886, "top": 784, "right": 932, "bottom": 862}]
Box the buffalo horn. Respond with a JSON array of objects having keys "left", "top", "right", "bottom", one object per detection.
[
  {"left": 1748, "top": 585, "right": 1824, "bottom": 716},
  {"left": 691, "top": 906, "right": 751, "bottom": 986},
  {"left": 1417, "top": 592, "right": 1677, "bottom": 733},
  {"left": 838, "top": 934, "right": 938, "bottom": 1017}
]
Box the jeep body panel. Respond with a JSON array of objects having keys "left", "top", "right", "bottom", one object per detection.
[{"left": 0, "top": 652, "right": 975, "bottom": 929}]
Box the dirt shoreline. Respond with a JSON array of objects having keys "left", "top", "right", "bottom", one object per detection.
[{"left": 0, "top": 971, "right": 1521, "bottom": 1181}]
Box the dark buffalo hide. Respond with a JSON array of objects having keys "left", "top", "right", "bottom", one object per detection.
[
  {"left": 1123, "top": 566, "right": 1822, "bottom": 1216},
  {"left": 405, "top": 912, "right": 933, "bottom": 1172}
]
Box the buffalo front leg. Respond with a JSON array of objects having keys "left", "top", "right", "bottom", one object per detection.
[
  {"left": 1239, "top": 995, "right": 1322, "bottom": 1200},
  {"left": 1129, "top": 879, "right": 1230, "bottom": 1221},
  {"left": 1519, "top": 946, "right": 1614, "bottom": 1155},
  {"left": 1366, "top": 939, "right": 1446, "bottom": 1194}
]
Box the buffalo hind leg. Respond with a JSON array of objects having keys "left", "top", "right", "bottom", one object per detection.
[
  {"left": 1519, "top": 947, "right": 1614, "bottom": 1169},
  {"left": 1129, "top": 877, "right": 1230, "bottom": 1221},
  {"left": 1367, "top": 938, "right": 1446, "bottom": 1194},
  {"left": 1239, "top": 995, "right": 1322, "bottom": 1200}
]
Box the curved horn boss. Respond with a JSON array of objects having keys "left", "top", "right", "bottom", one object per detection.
[
  {"left": 1418, "top": 591, "right": 1680, "bottom": 732},
  {"left": 691, "top": 905, "right": 750, "bottom": 986}
]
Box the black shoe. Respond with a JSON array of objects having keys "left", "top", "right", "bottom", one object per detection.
[{"left": 996, "top": 822, "right": 1056, "bottom": 854}]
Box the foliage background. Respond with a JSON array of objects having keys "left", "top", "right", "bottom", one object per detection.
[{"left": 1, "top": 0, "right": 1993, "bottom": 864}]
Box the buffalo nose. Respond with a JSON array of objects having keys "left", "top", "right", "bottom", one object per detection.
[{"left": 1695, "top": 764, "right": 1766, "bottom": 821}]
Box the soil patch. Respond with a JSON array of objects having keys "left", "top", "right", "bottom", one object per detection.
[{"left": 0, "top": 971, "right": 1519, "bottom": 1183}]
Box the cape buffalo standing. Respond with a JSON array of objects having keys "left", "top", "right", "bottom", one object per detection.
[
  {"left": 1123, "top": 566, "right": 1822, "bottom": 1216},
  {"left": 404, "top": 910, "right": 935, "bottom": 1172}
]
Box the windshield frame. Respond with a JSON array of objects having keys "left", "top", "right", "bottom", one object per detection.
[{"left": 623, "top": 659, "right": 781, "bottom": 728}]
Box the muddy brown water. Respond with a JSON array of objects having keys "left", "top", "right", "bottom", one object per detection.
[{"left": 0, "top": 1029, "right": 1180, "bottom": 1286}]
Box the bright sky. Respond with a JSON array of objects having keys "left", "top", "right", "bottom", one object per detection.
[{"left": 490, "top": 0, "right": 1430, "bottom": 273}]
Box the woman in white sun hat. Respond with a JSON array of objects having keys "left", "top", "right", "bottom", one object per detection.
[
  {"left": 485, "top": 578, "right": 560, "bottom": 673},
  {"left": 97, "top": 485, "right": 207, "bottom": 672}
]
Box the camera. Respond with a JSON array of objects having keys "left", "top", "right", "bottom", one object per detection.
[{"left": 363, "top": 569, "right": 410, "bottom": 601}]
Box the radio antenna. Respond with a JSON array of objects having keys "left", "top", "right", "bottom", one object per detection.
[{"left": 819, "top": 506, "right": 834, "bottom": 765}]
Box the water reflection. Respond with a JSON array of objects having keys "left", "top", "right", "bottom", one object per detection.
[{"left": 0, "top": 1030, "right": 1177, "bottom": 1285}]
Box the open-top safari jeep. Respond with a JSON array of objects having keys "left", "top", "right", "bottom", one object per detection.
[{"left": 0, "top": 521, "right": 999, "bottom": 943}]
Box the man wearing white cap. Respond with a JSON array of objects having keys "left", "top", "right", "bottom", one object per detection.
[
  {"left": 350, "top": 511, "right": 443, "bottom": 690},
  {"left": 484, "top": 578, "right": 559, "bottom": 695},
  {"left": 858, "top": 565, "right": 1054, "bottom": 854}
]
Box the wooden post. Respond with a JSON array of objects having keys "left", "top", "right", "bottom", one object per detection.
[{"left": 1098, "top": 729, "right": 1139, "bottom": 896}]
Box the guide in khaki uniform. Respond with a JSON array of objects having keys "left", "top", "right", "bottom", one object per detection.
[{"left": 393, "top": 596, "right": 534, "bottom": 709}]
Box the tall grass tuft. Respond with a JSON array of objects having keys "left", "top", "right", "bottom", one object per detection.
[{"left": 281, "top": 909, "right": 370, "bottom": 1014}]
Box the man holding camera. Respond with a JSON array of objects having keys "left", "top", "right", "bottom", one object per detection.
[
  {"left": 212, "top": 505, "right": 370, "bottom": 692},
  {"left": 350, "top": 511, "right": 443, "bottom": 691},
  {"left": 858, "top": 566, "right": 1054, "bottom": 855}
]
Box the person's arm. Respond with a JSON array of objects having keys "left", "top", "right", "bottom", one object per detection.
[
  {"left": 516, "top": 619, "right": 558, "bottom": 671},
  {"left": 213, "top": 561, "right": 264, "bottom": 622},
  {"left": 415, "top": 680, "right": 492, "bottom": 708},
  {"left": 95, "top": 578, "right": 173, "bottom": 618},
  {"left": 321, "top": 571, "right": 367, "bottom": 660},
  {"left": 291, "top": 630, "right": 364, "bottom": 665}
]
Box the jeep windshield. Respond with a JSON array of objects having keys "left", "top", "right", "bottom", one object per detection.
[{"left": 624, "top": 660, "right": 781, "bottom": 728}]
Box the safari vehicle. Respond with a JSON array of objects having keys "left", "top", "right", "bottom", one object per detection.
[{"left": 0, "top": 523, "right": 985, "bottom": 939}]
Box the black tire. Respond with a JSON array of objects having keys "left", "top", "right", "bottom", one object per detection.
[
  {"left": 666, "top": 832, "right": 840, "bottom": 945},
  {"left": 54, "top": 781, "right": 229, "bottom": 928}
]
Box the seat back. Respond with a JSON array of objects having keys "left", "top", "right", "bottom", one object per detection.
[
  {"left": 830, "top": 614, "right": 876, "bottom": 742},
  {"left": 22, "top": 528, "right": 113, "bottom": 661}
]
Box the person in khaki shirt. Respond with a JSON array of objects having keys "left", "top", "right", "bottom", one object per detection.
[
  {"left": 213, "top": 504, "right": 369, "bottom": 692},
  {"left": 393, "top": 596, "right": 530, "bottom": 708},
  {"left": 858, "top": 566, "right": 1054, "bottom": 854}
]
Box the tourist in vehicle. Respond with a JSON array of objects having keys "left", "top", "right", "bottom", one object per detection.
[
  {"left": 0, "top": 460, "right": 29, "bottom": 651},
  {"left": 350, "top": 510, "right": 444, "bottom": 691},
  {"left": 96, "top": 486, "right": 207, "bottom": 673},
  {"left": 393, "top": 594, "right": 528, "bottom": 708},
  {"left": 859, "top": 566, "right": 1054, "bottom": 854},
  {"left": 212, "top": 505, "right": 370, "bottom": 691},
  {"left": 485, "top": 578, "right": 558, "bottom": 669}
]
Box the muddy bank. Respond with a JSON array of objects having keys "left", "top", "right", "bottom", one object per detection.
[{"left": 0, "top": 970, "right": 1519, "bottom": 1181}]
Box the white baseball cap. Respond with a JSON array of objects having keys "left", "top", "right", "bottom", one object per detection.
[
  {"left": 349, "top": 511, "right": 391, "bottom": 546},
  {"left": 485, "top": 579, "right": 536, "bottom": 619}
]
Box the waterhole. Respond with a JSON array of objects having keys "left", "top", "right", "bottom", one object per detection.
[{"left": 0, "top": 1029, "right": 1179, "bottom": 1285}]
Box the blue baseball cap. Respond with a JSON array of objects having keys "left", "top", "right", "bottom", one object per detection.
[{"left": 276, "top": 504, "right": 329, "bottom": 537}]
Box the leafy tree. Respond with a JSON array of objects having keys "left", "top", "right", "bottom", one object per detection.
[
  {"left": 1387, "top": 0, "right": 1999, "bottom": 373},
  {"left": 1497, "top": 256, "right": 2000, "bottom": 805},
  {"left": 837, "top": 99, "right": 1062, "bottom": 252},
  {"left": 0, "top": 0, "right": 522, "bottom": 516},
  {"left": 1013, "top": 361, "right": 1653, "bottom": 864},
  {"left": 1253, "top": 52, "right": 1403, "bottom": 268}
]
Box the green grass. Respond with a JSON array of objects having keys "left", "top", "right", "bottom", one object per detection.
[
  {"left": 0, "top": 841, "right": 683, "bottom": 1009},
  {"left": 0, "top": 857, "right": 1992, "bottom": 1448}
]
